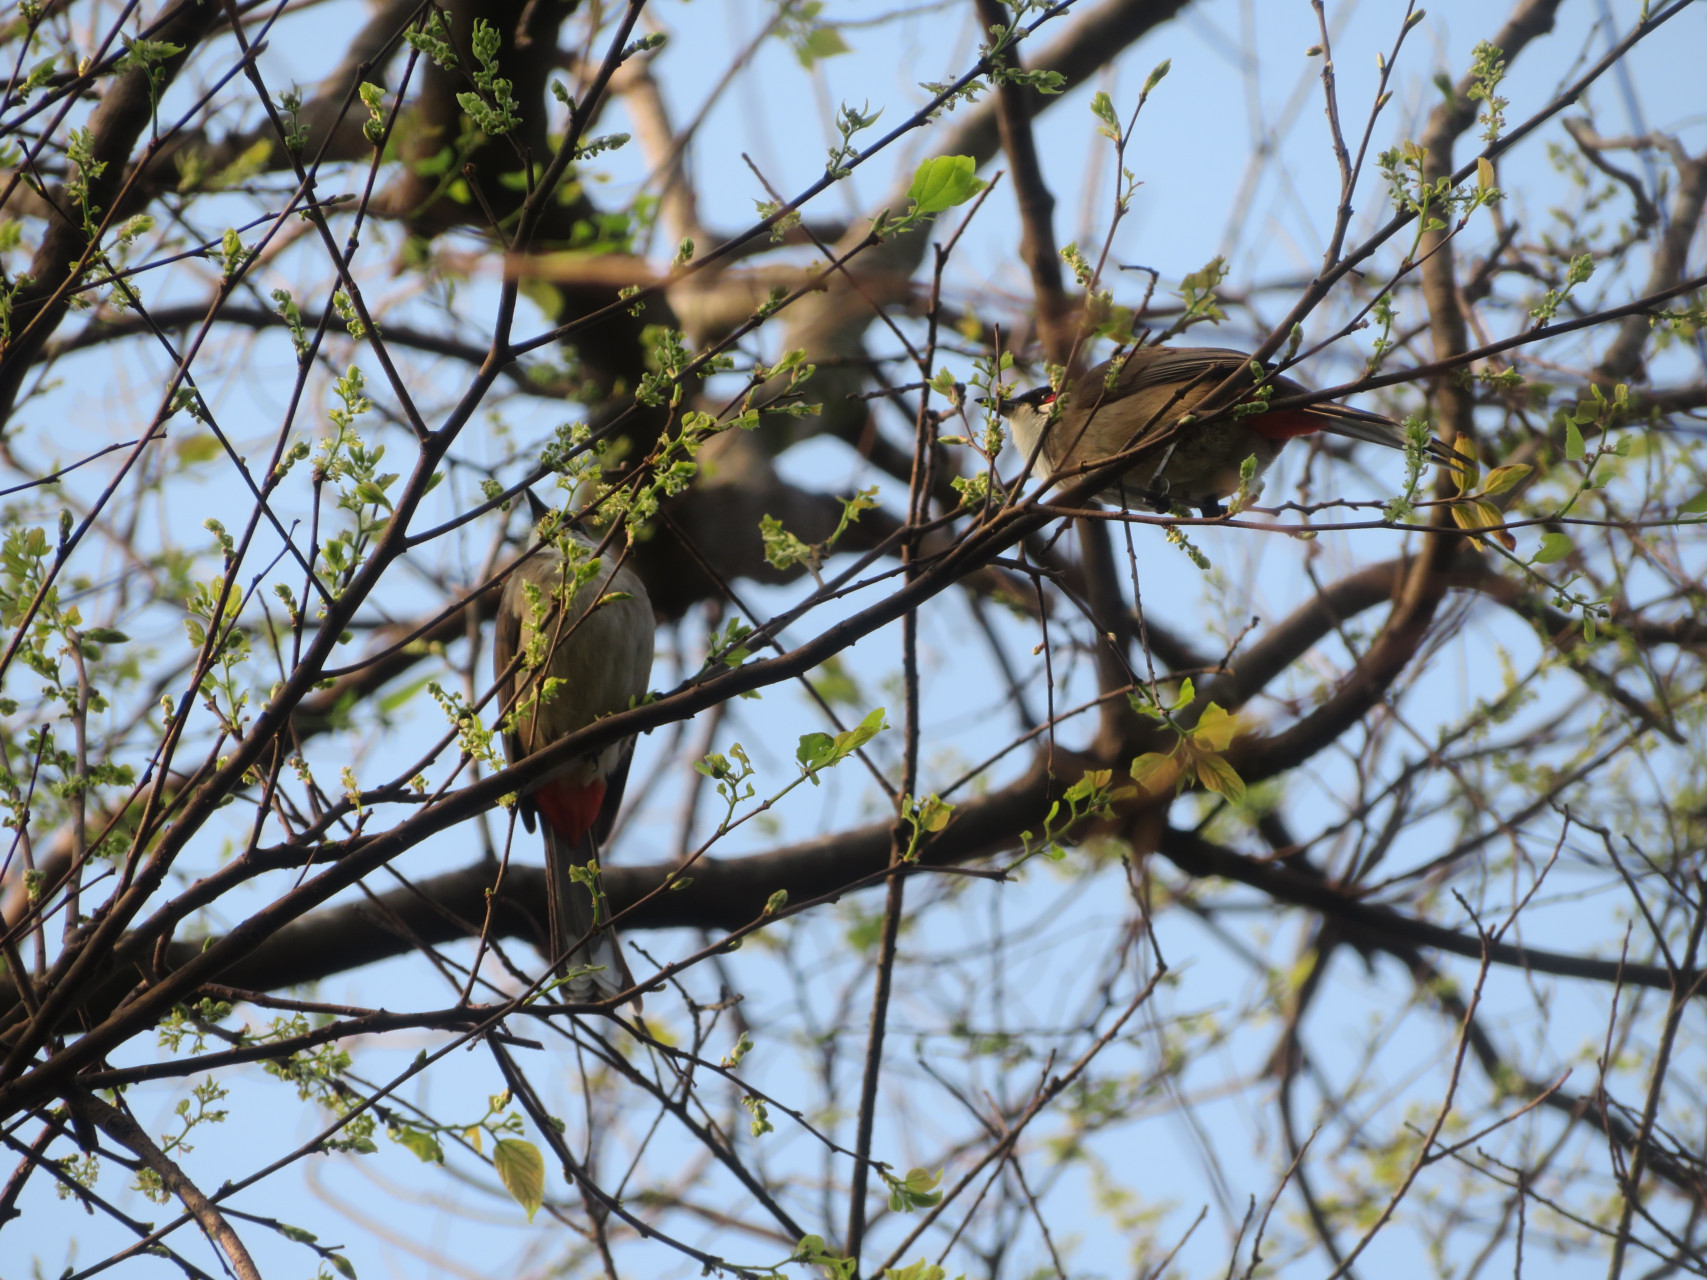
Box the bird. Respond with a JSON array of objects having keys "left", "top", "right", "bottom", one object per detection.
[
  {"left": 990, "top": 345, "right": 1457, "bottom": 516},
  {"left": 493, "top": 494, "right": 654, "bottom": 1005}
]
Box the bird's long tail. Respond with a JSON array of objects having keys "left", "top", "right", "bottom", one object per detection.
[
  {"left": 543, "top": 826, "right": 639, "bottom": 1008},
  {"left": 1311, "top": 403, "right": 1461, "bottom": 466}
]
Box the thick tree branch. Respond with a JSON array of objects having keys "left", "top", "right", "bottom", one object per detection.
[{"left": 74, "top": 1092, "right": 262, "bottom": 1280}]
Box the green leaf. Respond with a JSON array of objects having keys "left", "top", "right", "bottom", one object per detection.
[
  {"left": 82, "top": 628, "right": 130, "bottom": 644},
  {"left": 494, "top": 1138, "right": 545, "bottom": 1222},
  {"left": 378, "top": 675, "right": 434, "bottom": 714},
  {"left": 1450, "top": 434, "right": 1480, "bottom": 494},
  {"left": 1129, "top": 751, "right": 1177, "bottom": 793},
  {"left": 1533, "top": 532, "right": 1573, "bottom": 564},
  {"left": 1451, "top": 498, "right": 1515, "bottom": 549},
  {"left": 1091, "top": 90, "right": 1118, "bottom": 132},
  {"left": 886, "top": 1261, "right": 947, "bottom": 1280},
  {"left": 888, "top": 1166, "right": 944, "bottom": 1213},
  {"left": 327, "top": 1253, "right": 357, "bottom": 1280},
  {"left": 1191, "top": 703, "right": 1236, "bottom": 753},
  {"left": 1062, "top": 771, "right": 1093, "bottom": 803},
  {"left": 393, "top": 1126, "right": 444, "bottom": 1164},
  {"left": 1564, "top": 420, "right": 1585, "bottom": 461},
  {"left": 796, "top": 732, "right": 836, "bottom": 771},
  {"left": 797, "top": 706, "right": 888, "bottom": 778},
  {"left": 1478, "top": 463, "right": 1531, "bottom": 497},
  {"left": 808, "top": 655, "right": 862, "bottom": 708},
  {"left": 797, "top": 25, "right": 850, "bottom": 66},
  {"left": 175, "top": 434, "right": 223, "bottom": 466},
  {"left": 1679, "top": 489, "right": 1707, "bottom": 515},
  {"left": 914, "top": 793, "right": 954, "bottom": 833},
  {"left": 353, "top": 480, "right": 393, "bottom": 511},
  {"left": 760, "top": 513, "right": 814, "bottom": 571},
  {"left": 906, "top": 156, "right": 985, "bottom": 215},
  {"left": 844, "top": 705, "right": 888, "bottom": 751},
  {"left": 1194, "top": 752, "right": 1246, "bottom": 804}
]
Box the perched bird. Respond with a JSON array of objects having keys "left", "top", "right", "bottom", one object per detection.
[
  {"left": 493, "top": 497, "right": 654, "bottom": 1004},
  {"left": 992, "top": 345, "right": 1456, "bottom": 516}
]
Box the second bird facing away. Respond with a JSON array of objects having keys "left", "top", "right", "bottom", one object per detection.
[
  {"left": 493, "top": 507, "right": 654, "bottom": 1005},
  {"left": 992, "top": 345, "right": 1456, "bottom": 516}
]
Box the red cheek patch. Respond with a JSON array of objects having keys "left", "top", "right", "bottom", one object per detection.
[{"left": 534, "top": 778, "right": 607, "bottom": 845}]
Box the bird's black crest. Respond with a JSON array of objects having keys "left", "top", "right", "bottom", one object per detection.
[{"left": 524, "top": 487, "right": 552, "bottom": 524}]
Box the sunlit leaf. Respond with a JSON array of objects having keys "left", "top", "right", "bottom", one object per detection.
[
  {"left": 1195, "top": 752, "right": 1246, "bottom": 804},
  {"left": 1129, "top": 751, "right": 1177, "bottom": 793},
  {"left": 1191, "top": 703, "right": 1236, "bottom": 753},
  {"left": 494, "top": 1138, "right": 545, "bottom": 1222},
  {"left": 906, "top": 155, "right": 985, "bottom": 214},
  {"left": 1478, "top": 463, "right": 1531, "bottom": 497}
]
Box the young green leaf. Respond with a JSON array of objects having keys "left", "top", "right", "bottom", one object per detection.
[
  {"left": 1478, "top": 463, "right": 1531, "bottom": 497},
  {"left": 392, "top": 1126, "right": 444, "bottom": 1164},
  {"left": 1195, "top": 753, "right": 1246, "bottom": 804},
  {"left": 1191, "top": 702, "right": 1237, "bottom": 753},
  {"left": 1129, "top": 751, "right": 1177, "bottom": 793},
  {"left": 906, "top": 155, "right": 985, "bottom": 214},
  {"left": 494, "top": 1138, "right": 545, "bottom": 1222}
]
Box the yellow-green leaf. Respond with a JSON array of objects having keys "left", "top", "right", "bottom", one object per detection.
[
  {"left": 797, "top": 25, "right": 849, "bottom": 66},
  {"left": 494, "top": 1138, "right": 545, "bottom": 1222},
  {"left": 1478, "top": 463, "right": 1531, "bottom": 497},
  {"left": 906, "top": 155, "right": 985, "bottom": 215},
  {"left": 1129, "top": 751, "right": 1177, "bottom": 793},
  {"left": 1191, "top": 702, "right": 1236, "bottom": 753},
  {"left": 1451, "top": 499, "right": 1514, "bottom": 549},
  {"left": 175, "top": 434, "right": 223, "bottom": 466},
  {"left": 1450, "top": 434, "right": 1479, "bottom": 494},
  {"left": 1195, "top": 753, "right": 1246, "bottom": 804},
  {"left": 393, "top": 1126, "right": 444, "bottom": 1164},
  {"left": 916, "top": 794, "right": 954, "bottom": 832},
  {"left": 1533, "top": 532, "right": 1573, "bottom": 564}
]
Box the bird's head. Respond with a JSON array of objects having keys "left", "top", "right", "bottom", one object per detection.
[{"left": 983, "top": 384, "right": 1061, "bottom": 452}]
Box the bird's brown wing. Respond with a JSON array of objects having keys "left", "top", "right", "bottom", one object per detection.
[
  {"left": 1104, "top": 346, "right": 1256, "bottom": 396},
  {"left": 590, "top": 740, "right": 635, "bottom": 848},
  {"left": 1055, "top": 348, "right": 1266, "bottom": 464}
]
